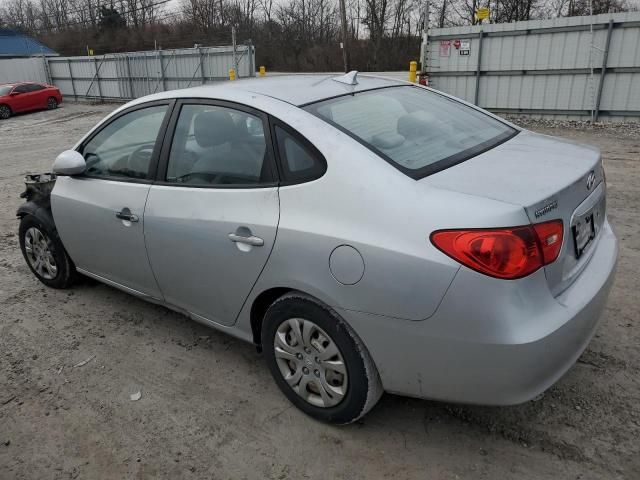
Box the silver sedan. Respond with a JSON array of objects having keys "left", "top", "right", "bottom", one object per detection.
[{"left": 17, "top": 73, "right": 618, "bottom": 424}]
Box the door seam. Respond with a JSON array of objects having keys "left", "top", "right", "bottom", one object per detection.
[
  {"left": 231, "top": 187, "right": 282, "bottom": 326},
  {"left": 141, "top": 185, "right": 167, "bottom": 302}
]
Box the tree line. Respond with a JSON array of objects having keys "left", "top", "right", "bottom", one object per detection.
[{"left": 0, "top": 0, "right": 636, "bottom": 71}]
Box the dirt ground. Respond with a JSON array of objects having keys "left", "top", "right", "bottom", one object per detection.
[{"left": 1, "top": 103, "right": 638, "bottom": 480}]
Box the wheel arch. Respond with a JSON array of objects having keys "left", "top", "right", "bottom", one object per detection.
[
  {"left": 250, "top": 287, "right": 293, "bottom": 347},
  {"left": 17, "top": 202, "right": 55, "bottom": 231},
  {"left": 249, "top": 283, "right": 362, "bottom": 351},
  {"left": 249, "top": 286, "right": 343, "bottom": 349},
  {"left": 17, "top": 203, "right": 76, "bottom": 269}
]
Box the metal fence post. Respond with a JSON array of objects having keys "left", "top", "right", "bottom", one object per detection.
[
  {"left": 93, "top": 56, "right": 103, "bottom": 101},
  {"left": 159, "top": 50, "right": 167, "bottom": 91},
  {"left": 594, "top": 20, "right": 614, "bottom": 122},
  {"left": 42, "top": 55, "right": 52, "bottom": 84},
  {"left": 250, "top": 43, "right": 256, "bottom": 77},
  {"left": 199, "top": 47, "right": 206, "bottom": 85},
  {"left": 67, "top": 59, "right": 76, "bottom": 100},
  {"left": 124, "top": 54, "right": 135, "bottom": 99},
  {"left": 232, "top": 26, "right": 238, "bottom": 77},
  {"left": 474, "top": 30, "right": 484, "bottom": 106},
  {"left": 85, "top": 55, "right": 106, "bottom": 100},
  {"left": 143, "top": 54, "right": 151, "bottom": 96}
]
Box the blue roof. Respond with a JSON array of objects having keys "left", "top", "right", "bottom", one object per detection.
[{"left": 0, "top": 29, "right": 58, "bottom": 57}]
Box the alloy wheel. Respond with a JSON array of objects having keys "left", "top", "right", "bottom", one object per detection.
[
  {"left": 273, "top": 318, "right": 348, "bottom": 408},
  {"left": 24, "top": 227, "right": 58, "bottom": 280},
  {"left": 47, "top": 98, "right": 57, "bottom": 109},
  {"left": 0, "top": 105, "right": 10, "bottom": 119}
]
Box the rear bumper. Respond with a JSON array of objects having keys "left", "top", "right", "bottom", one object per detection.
[{"left": 340, "top": 219, "right": 618, "bottom": 405}]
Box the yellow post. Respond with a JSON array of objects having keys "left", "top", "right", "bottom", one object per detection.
[
  {"left": 409, "top": 61, "right": 417, "bottom": 83},
  {"left": 259, "top": 66, "right": 266, "bottom": 77},
  {"left": 229, "top": 68, "right": 236, "bottom": 81}
]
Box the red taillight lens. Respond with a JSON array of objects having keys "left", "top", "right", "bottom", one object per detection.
[
  {"left": 532, "top": 220, "right": 564, "bottom": 265},
  {"left": 430, "top": 220, "right": 563, "bottom": 280}
]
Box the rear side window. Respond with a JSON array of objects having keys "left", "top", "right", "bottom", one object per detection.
[
  {"left": 304, "top": 86, "right": 516, "bottom": 179},
  {"left": 165, "top": 104, "right": 273, "bottom": 186},
  {"left": 274, "top": 125, "right": 326, "bottom": 183},
  {"left": 27, "top": 84, "right": 45, "bottom": 92}
]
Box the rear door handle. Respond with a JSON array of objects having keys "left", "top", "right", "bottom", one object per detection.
[
  {"left": 228, "top": 233, "right": 264, "bottom": 246},
  {"left": 115, "top": 208, "right": 139, "bottom": 222}
]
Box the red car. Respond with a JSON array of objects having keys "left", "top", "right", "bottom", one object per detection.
[{"left": 0, "top": 82, "right": 62, "bottom": 120}]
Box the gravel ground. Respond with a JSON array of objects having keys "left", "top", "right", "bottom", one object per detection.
[{"left": 1, "top": 103, "right": 639, "bottom": 480}]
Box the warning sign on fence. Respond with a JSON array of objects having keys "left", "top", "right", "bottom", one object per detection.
[
  {"left": 459, "top": 40, "right": 470, "bottom": 56},
  {"left": 440, "top": 40, "right": 451, "bottom": 57}
]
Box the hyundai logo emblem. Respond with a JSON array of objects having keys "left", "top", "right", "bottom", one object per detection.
[{"left": 586, "top": 171, "right": 596, "bottom": 190}]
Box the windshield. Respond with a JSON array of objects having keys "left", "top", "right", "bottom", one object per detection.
[
  {"left": 0, "top": 85, "right": 14, "bottom": 96},
  {"left": 304, "top": 86, "right": 517, "bottom": 179}
]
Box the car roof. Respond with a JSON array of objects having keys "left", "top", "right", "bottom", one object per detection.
[
  {"left": 226, "top": 74, "right": 405, "bottom": 106},
  {"left": 137, "top": 73, "right": 407, "bottom": 108}
]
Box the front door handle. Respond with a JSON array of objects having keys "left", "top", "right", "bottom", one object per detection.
[
  {"left": 115, "top": 208, "right": 139, "bottom": 222},
  {"left": 228, "top": 233, "right": 264, "bottom": 246}
]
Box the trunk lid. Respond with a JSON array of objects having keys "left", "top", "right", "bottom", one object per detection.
[{"left": 424, "top": 130, "right": 606, "bottom": 295}]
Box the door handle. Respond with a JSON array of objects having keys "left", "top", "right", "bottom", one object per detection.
[
  {"left": 228, "top": 233, "right": 264, "bottom": 246},
  {"left": 115, "top": 208, "right": 139, "bottom": 222}
]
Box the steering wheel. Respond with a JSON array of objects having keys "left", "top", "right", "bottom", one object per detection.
[
  {"left": 175, "top": 171, "right": 219, "bottom": 184},
  {"left": 127, "top": 144, "right": 154, "bottom": 176},
  {"left": 84, "top": 152, "right": 103, "bottom": 174}
]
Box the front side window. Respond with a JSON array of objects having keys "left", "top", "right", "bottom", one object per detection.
[
  {"left": 82, "top": 105, "right": 168, "bottom": 180},
  {"left": 305, "top": 86, "right": 516, "bottom": 179},
  {"left": 166, "top": 104, "right": 271, "bottom": 186},
  {"left": 14, "top": 85, "right": 29, "bottom": 93}
]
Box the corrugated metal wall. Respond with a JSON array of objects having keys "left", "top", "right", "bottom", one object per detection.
[
  {"left": 426, "top": 12, "right": 640, "bottom": 121},
  {"left": 46, "top": 45, "right": 255, "bottom": 100},
  {"left": 0, "top": 57, "right": 50, "bottom": 84}
]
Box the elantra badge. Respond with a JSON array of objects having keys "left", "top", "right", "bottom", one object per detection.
[{"left": 535, "top": 199, "right": 558, "bottom": 218}]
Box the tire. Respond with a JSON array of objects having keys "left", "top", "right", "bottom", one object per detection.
[
  {"left": 46, "top": 97, "right": 58, "bottom": 110},
  {"left": 19, "top": 214, "right": 76, "bottom": 289},
  {"left": 0, "top": 104, "right": 11, "bottom": 119},
  {"left": 262, "top": 292, "right": 383, "bottom": 424}
]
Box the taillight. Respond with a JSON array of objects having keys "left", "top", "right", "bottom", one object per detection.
[{"left": 430, "top": 220, "right": 563, "bottom": 280}]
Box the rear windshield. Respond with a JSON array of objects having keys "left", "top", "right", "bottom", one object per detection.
[
  {"left": 0, "top": 85, "right": 14, "bottom": 96},
  {"left": 304, "top": 86, "right": 517, "bottom": 179}
]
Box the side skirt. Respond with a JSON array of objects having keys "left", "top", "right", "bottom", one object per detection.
[{"left": 76, "top": 267, "right": 254, "bottom": 344}]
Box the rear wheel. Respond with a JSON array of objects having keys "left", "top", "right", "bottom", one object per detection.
[
  {"left": 46, "top": 97, "right": 58, "bottom": 110},
  {"left": 262, "top": 292, "right": 383, "bottom": 424},
  {"left": 19, "top": 215, "right": 76, "bottom": 289},
  {"left": 0, "top": 104, "right": 11, "bottom": 119}
]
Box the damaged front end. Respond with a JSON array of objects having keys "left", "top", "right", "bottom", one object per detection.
[
  {"left": 20, "top": 173, "right": 57, "bottom": 206},
  {"left": 17, "top": 173, "right": 57, "bottom": 227}
]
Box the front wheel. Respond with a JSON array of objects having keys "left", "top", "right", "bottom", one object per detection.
[
  {"left": 262, "top": 292, "right": 383, "bottom": 424},
  {"left": 0, "top": 104, "right": 11, "bottom": 119},
  {"left": 19, "top": 215, "right": 76, "bottom": 288}
]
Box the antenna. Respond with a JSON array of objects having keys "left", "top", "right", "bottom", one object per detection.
[{"left": 333, "top": 71, "right": 358, "bottom": 85}]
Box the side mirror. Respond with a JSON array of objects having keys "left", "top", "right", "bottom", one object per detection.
[
  {"left": 53, "top": 150, "right": 86, "bottom": 175},
  {"left": 10, "top": 91, "right": 20, "bottom": 96}
]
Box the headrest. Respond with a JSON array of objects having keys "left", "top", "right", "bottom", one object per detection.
[
  {"left": 194, "top": 110, "right": 238, "bottom": 148},
  {"left": 397, "top": 111, "right": 439, "bottom": 140}
]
